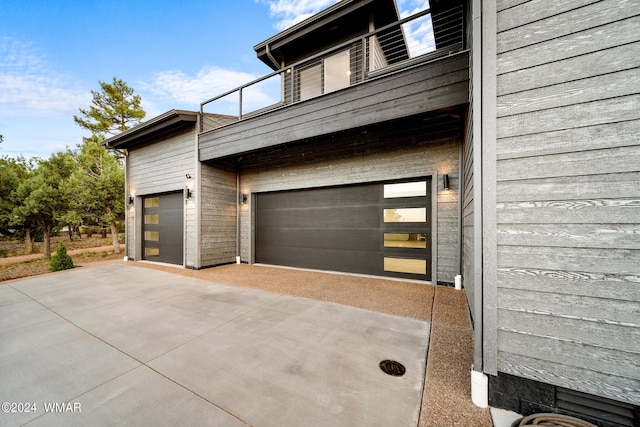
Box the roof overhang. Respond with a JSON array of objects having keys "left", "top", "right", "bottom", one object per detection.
[
  {"left": 254, "top": 0, "right": 401, "bottom": 70},
  {"left": 102, "top": 109, "right": 198, "bottom": 150}
]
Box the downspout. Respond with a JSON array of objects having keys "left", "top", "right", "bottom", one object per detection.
[
  {"left": 471, "top": 0, "right": 488, "bottom": 408},
  {"left": 265, "top": 43, "right": 280, "bottom": 70}
]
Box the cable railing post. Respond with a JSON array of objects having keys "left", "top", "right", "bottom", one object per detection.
[
  {"left": 239, "top": 88, "right": 243, "bottom": 120},
  {"left": 362, "top": 35, "right": 367, "bottom": 81},
  {"left": 290, "top": 65, "right": 295, "bottom": 104}
]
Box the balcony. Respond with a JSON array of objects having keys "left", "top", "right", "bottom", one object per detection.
[{"left": 199, "top": 5, "right": 468, "bottom": 162}]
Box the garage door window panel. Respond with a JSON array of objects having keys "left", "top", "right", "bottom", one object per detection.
[
  {"left": 144, "top": 197, "right": 159, "bottom": 208},
  {"left": 144, "top": 214, "right": 160, "bottom": 224},
  {"left": 383, "top": 181, "right": 427, "bottom": 198},
  {"left": 144, "top": 231, "right": 160, "bottom": 241},
  {"left": 384, "top": 233, "right": 427, "bottom": 248},
  {"left": 383, "top": 207, "right": 427, "bottom": 223},
  {"left": 145, "top": 248, "right": 160, "bottom": 257},
  {"left": 384, "top": 257, "right": 427, "bottom": 275}
]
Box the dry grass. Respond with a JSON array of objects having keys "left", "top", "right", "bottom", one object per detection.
[{"left": 0, "top": 235, "right": 123, "bottom": 282}]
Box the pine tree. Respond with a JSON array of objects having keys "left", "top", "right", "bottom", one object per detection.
[
  {"left": 50, "top": 242, "right": 74, "bottom": 272},
  {"left": 73, "top": 77, "right": 145, "bottom": 136}
]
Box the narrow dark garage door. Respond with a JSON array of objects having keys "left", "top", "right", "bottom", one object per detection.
[
  {"left": 255, "top": 179, "right": 431, "bottom": 280},
  {"left": 142, "top": 192, "right": 184, "bottom": 265}
]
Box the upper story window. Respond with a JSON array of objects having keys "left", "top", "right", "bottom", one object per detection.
[
  {"left": 324, "top": 49, "right": 351, "bottom": 93},
  {"left": 297, "top": 48, "right": 353, "bottom": 102}
]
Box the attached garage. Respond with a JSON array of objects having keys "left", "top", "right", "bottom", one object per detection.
[
  {"left": 142, "top": 192, "right": 184, "bottom": 265},
  {"left": 255, "top": 178, "right": 432, "bottom": 280}
]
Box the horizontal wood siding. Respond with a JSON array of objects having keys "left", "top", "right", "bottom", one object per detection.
[
  {"left": 238, "top": 127, "right": 461, "bottom": 283},
  {"left": 201, "top": 114, "right": 237, "bottom": 133},
  {"left": 199, "top": 163, "right": 237, "bottom": 267},
  {"left": 127, "top": 128, "right": 197, "bottom": 265},
  {"left": 199, "top": 52, "right": 470, "bottom": 161},
  {"left": 495, "top": 0, "right": 640, "bottom": 405}
]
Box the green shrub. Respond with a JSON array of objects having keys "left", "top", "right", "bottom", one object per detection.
[{"left": 50, "top": 242, "right": 74, "bottom": 272}]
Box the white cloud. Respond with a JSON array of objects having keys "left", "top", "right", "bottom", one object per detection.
[
  {"left": 142, "top": 66, "right": 257, "bottom": 106},
  {"left": 0, "top": 37, "right": 89, "bottom": 117},
  {"left": 257, "top": 0, "right": 340, "bottom": 31},
  {"left": 140, "top": 65, "right": 286, "bottom": 117},
  {"left": 398, "top": 0, "right": 430, "bottom": 18},
  {"left": 258, "top": 0, "right": 430, "bottom": 31}
]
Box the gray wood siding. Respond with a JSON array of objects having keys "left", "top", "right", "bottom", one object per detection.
[
  {"left": 199, "top": 53, "right": 470, "bottom": 161},
  {"left": 495, "top": 0, "right": 640, "bottom": 405},
  {"left": 201, "top": 114, "right": 237, "bottom": 133},
  {"left": 238, "top": 139, "right": 461, "bottom": 283},
  {"left": 462, "top": 107, "right": 474, "bottom": 314},
  {"left": 127, "top": 128, "right": 197, "bottom": 266},
  {"left": 199, "top": 163, "right": 237, "bottom": 267}
]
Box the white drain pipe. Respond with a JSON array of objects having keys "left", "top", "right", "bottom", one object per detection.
[{"left": 471, "top": 367, "right": 489, "bottom": 408}]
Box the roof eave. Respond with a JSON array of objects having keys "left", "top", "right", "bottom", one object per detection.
[
  {"left": 102, "top": 109, "right": 198, "bottom": 150},
  {"left": 254, "top": 0, "right": 383, "bottom": 70}
]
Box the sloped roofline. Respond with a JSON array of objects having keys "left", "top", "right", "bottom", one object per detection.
[
  {"left": 102, "top": 109, "right": 198, "bottom": 150},
  {"left": 254, "top": 0, "right": 401, "bottom": 69}
]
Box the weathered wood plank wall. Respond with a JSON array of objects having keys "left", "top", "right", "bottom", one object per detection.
[
  {"left": 494, "top": 0, "right": 640, "bottom": 404},
  {"left": 199, "top": 163, "right": 237, "bottom": 267}
]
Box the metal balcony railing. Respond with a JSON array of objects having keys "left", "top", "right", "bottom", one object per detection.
[{"left": 200, "top": 5, "right": 465, "bottom": 132}]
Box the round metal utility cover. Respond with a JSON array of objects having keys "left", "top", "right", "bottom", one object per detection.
[{"left": 379, "top": 360, "right": 406, "bottom": 377}]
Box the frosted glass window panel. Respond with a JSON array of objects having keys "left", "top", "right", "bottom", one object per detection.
[
  {"left": 384, "top": 208, "right": 426, "bottom": 223},
  {"left": 384, "top": 181, "right": 427, "bottom": 198},
  {"left": 324, "top": 50, "right": 350, "bottom": 93},
  {"left": 299, "top": 63, "right": 322, "bottom": 101},
  {"left": 384, "top": 258, "right": 426, "bottom": 274},
  {"left": 144, "top": 214, "right": 159, "bottom": 225},
  {"left": 384, "top": 233, "right": 427, "bottom": 248},
  {"left": 145, "top": 231, "right": 160, "bottom": 241},
  {"left": 144, "top": 197, "right": 159, "bottom": 208},
  {"left": 145, "top": 248, "right": 160, "bottom": 257}
]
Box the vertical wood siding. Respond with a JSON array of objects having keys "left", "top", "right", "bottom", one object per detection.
[
  {"left": 238, "top": 130, "right": 461, "bottom": 283},
  {"left": 127, "top": 129, "right": 197, "bottom": 265},
  {"left": 199, "top": 163, "right": 237, "bottom": 267},
  {"left": 495, "top": 0, "right": 640, "bottom": 405}
]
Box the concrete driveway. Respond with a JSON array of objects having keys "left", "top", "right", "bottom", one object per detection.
[{"left": 0, "top": 264, "right": 430, "bottom": 427}]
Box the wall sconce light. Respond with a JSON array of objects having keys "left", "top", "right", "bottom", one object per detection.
[
  {"left": 185, "top": 187, "right": 192, "bottom": 200},
  {"left": 128, "top": 196, "right": 134, "bottom": 206},
  {"left": 185, "top": 173, "right": 192, "bottom": 179},
  {"left": 240, "top": 193, "right": 248, "bottom": 204},
  {"left": 443, "top": 174, "right": 450, "bottom": 190}
]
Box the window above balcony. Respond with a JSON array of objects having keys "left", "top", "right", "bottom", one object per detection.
[{"left": 200, "top": 0, "right": 466, "bottom": 127}]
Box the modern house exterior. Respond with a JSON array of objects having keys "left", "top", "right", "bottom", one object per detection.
[{"left": 103, "top": 0, "right": 640, "bottom": 425}]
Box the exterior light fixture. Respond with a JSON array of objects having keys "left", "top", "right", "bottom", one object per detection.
[
  {"left": 185, "top": 173, "right": 192, "bottom": 179},
  {"left": 185, "top": 187, "right": 192, "bottom": 200},
  {"left": 443, "top": 174, "right": 450, "bottom": 190},
  {"left": 128, "top": 196, "right": 134, "bottom": 206},
  {"left": 240, "top": 193, "right": 248, "bottom": 204}
]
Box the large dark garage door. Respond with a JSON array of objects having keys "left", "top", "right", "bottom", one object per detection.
[
  {"left": 142, "top": 192, "right": 184, "bottom": 265},
  {"left": 255, "top": 178, "right": 431, "bottom": 280}
]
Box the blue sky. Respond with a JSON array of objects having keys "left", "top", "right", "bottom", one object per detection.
[{"left": 0, "top": 0, "right": 427, "bottom": 159}]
